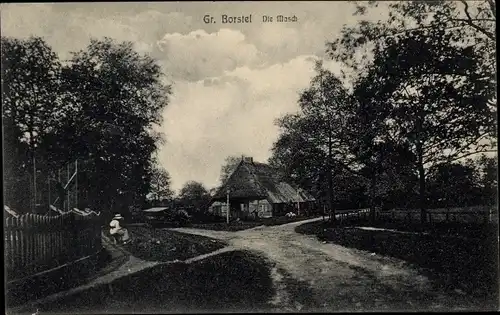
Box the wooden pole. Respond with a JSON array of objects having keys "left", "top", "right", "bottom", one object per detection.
[
  {"left": 256, "top": 199, "right": 260, "bottom": 219},
  {"left": 67, "top": 163, "right": 70, "bottom": 211},
  {"left": 297, "top": 190, "right": 300, "bottom": 216},
  {"left": 58, "top": 169, "right": 62, "bottom": 210},
  {"left": 48, "top": 176, "right": 51, "bottom": 209},
  {"left": 75, "top": 160, "right": 78, "bottom": 209},
  {"left": 33, "top": 154, "right": 37, "bottom": 212},
  {"left": 226, "top": 189, "right": 230, "bottom": 224}
]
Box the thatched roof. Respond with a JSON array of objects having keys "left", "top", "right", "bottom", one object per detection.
[{"left": 212, "top": 157, "right": 316, "bottom": 204}]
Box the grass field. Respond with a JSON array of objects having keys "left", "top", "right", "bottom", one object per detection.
[
  {"left": 188, "top": 214, "right": 320, "bottom": 231},
  {"left": 123, "top": 225, "right": 227, "bottom": 261},
  {"left": 261, "top": 214, "right": 319, "bottom": 226},
  {"left": 35, "top": 250, "right": 276, "bottom": 313},
  {"left": 296, "top": 218, "right": 499, "bottom": 306},
  {"left": 6, "top": 249, "right": 115, "bottom": 308}
]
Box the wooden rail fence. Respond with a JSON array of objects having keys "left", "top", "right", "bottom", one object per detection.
[
  {"left": 4, "top": 211, "right": 102, "bottom": 282},
  {"left": 376, "top": 206, "right": 497, "bottom": 224},
  {"left": 330, "top": 206, "right": 497, "bottom": 225},
  {"left": 336, "top": 208, "right": 370, "bottom": 222}
]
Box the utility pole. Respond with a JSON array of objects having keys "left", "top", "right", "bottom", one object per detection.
[{"left": 226, "top": 188, "right": 230, "bottom": 224}]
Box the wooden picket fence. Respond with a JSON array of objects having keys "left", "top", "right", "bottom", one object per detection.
[{"left": 4, "top": 211, "right": 102, "bottom": 282}]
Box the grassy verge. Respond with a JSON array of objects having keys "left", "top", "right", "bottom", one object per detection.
[
  {"left": 189, "top": 221, "right": 263, "bottom": 231},
  {"left": 122, "top": 225, "right": 227, "bottom": 261},
  {"left": 188, "top": 215, "right": 320, "bottom": 231},
  {"left": 35, "top": 250, "right": 276, "bottom": 313},
  {"left": 6, "top": 249, "right": 114, "bottom": 308},
  {"left": 261, "top": 215, "right": 319, "bottom": 226},
  {"left": 295, "top": 219, "right": 499, "bottom": 307}
]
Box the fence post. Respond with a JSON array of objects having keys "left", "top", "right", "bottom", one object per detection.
[
  {"left": 6, "top": 217, "right": 12, "bottom": 277},
  {"left": 14, "top": 217, "right": 21, "bottom": 276},
  {"left": 43, "top": 216, "right": 48, "bottom": 268},
  {"left": 33, "top": 214, "right": 38, "bottom": 273},
  {"left": 29, "top": 214, "right": 35, "bottom": 275},
  {"left": 19, "top": 216, "right": 25, "bottom": 277}
]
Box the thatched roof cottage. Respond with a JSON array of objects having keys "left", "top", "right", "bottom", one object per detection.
[{"left": 209, "top": 157, "right": 316, "bottom": 219}]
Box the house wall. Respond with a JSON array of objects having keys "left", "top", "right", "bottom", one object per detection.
[
  {"left": 209, "top": 199, "right": 275, "bottom": 219},
  {"left": 208, "top": 201, "right": 228, "bottom": 217},
  {"left": 210, "top": 200, "right": 318, "bottom": 218},
  {"left": 249, "top": 199, "right": 273, "bottom": 218},
  {"left": 272, "top": 202, "right": 318, "bottom": 216}
]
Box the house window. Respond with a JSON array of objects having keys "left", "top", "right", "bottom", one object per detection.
[{"left": 214, "top": 206, "right": 221, "bottom": 215}]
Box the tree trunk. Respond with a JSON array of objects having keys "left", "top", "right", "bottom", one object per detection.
[
  {"left": 370, "top": 170, "right": 377, "bottom": 224},
  {"left": 328, "top": 135, "right": 335, "bottom": 222},
  {"left": 417, "top": 147, "right": 427, "bottom": 224},
  {"left": 29, "top": 126, "right": 36, "bottom": 213},
  {"left": 415, "top": 114, "right": 427, "bottom": 224}
]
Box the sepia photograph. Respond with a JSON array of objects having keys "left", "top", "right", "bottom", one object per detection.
[{"left": 2, "top": 1, "right": 498, "bottom": 313}]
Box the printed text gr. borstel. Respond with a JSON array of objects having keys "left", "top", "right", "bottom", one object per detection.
[{"left": 203, "top": 14, "right": 298, "bottom": 24}]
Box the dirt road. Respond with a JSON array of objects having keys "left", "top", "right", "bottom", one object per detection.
[{"left": 172, "top": 217, "right": 471, "bottom": 312}]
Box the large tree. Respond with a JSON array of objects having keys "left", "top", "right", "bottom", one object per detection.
[
  {"left": 49, "top": 38, "right": 171, "bottom": 213},
  {"left": 279, "top": 61, "right": 354, "bottom": 220},
  {"left": 426, "top": 160, "right": 483, "bottom": 208},
  {"left": 2, "top": 36, "right": 63, "bottom": 212},
  {"left": 475, "top": 154, "right": 498, "bottom": 205},
  {"left": 358, "top": 27, "right": 493, "bottom": 222},
  {"left": 148, "top": 166, "right": 174, "bottom": 204},
  {"left": 328, "top": 1, "right": 497, "bottom": 222},
  {"left": 177, "top": 181, "right": 211, "bottom": 213},
  {"left": 2, "top": 36, "right": 170, "bottom": 214},
  {"left": 329, "top": 1, "right": 496, "bottom": 83}
]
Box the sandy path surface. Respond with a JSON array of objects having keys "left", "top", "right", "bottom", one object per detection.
[{"left": 172, "top": 217, "right": 468, "bottom": 312}]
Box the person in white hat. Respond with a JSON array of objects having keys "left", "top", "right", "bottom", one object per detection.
[{"left": 109, "top": 213, "right": 130, "bottom": 244}]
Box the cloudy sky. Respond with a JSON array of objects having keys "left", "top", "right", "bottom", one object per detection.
[{"left": 1, "top": 2, "right": 389, "bottom": 192}]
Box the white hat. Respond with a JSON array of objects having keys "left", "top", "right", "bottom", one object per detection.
[{"left": 113, "top": 213, "right": 124, "bottom": 220}]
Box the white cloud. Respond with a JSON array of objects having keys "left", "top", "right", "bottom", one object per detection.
[
  {"left": 1, "top": 5, "right": 193, "bottom": 60},
  {"left": 1, "top": 2, "right": 386, "bottom": 194},
  {"left": 158, "top": 55, "right": 320, "bottom": 191},
  {"left": 157, "top": 28, "right": 263, "bottom": 81}
]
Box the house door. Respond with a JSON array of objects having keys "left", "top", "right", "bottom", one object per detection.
[{"left": 240, "top": 202, "right": 250, "bottom": 219}]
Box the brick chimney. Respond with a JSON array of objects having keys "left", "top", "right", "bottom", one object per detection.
[{"left": 242, "top": 156, "right": 253, "bottom": 163}]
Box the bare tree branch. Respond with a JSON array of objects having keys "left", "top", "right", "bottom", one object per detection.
[
  {"left": 459, "top": 0, "right": 496, "bottom": 40},
  {"left": 486, "top": 0, "right": 496, "bottom": 18},
  {"left": 428, "top": 149, "right": 497, "bottom": 171}
]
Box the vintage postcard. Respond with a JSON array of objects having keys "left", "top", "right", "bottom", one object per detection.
[{"left": 2, "top": 1, "right": 498, "bottom": 314}]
